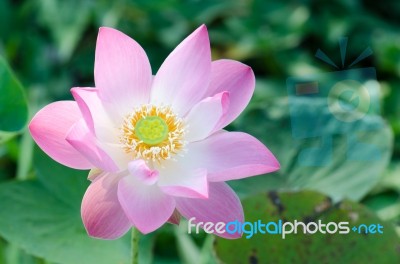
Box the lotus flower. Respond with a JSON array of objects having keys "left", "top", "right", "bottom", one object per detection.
[{"left": 29, "top": 25, "right": 280, "bottom": 239}]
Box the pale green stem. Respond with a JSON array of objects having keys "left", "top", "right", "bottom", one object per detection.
[{"left": 131, "top": 228, "right": 139, "bottom": 264}]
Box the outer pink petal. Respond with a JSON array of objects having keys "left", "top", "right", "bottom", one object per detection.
[
  {"left": 71, "top": 87, "right": 116, "bottom": 141},
  {"left": 66, "top": 119, "right": 119, "bottom": 172},
  {"left": 70, "top": 87, "right": 96, "bottom": 134},
  {"left": 206, "top": 60, "right": 255, "bottom": 130},
  {"left": 158, "top": 165, "right": 209, "bottom": 199},
  {"left": 176, "top": 182, "right": 243, "bottom": 239},
  {"left": 151, "top": 25, "right": 211, "bottom": 116},
  {"left": 184, "top": 92, "right": 229, "bottom": 142},
  {"left": 81, "top": 172, "right": 132, "bottom": 239},
  {"left": 29, "top": 101, "right": 92, "bottom": 169},
  {"left": 117, "top": 176, "right": 176, "bottom": 234},
  {"left": 71, "top": 87, "right": 132, "bottom": 171},
  {"left": 95, "top": 27, "right": 152, "bottom": 119},
  {"left": 187, "top": 131, "right": 280, "bottom": 182}
]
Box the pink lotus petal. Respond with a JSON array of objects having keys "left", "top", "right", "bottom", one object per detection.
[
  {"left": 206, "top": 60, "right": 255, "bottom": 130},
  {"left": 128, "top": 160, "right": 159, "bottom": 185},
  {"left": 81, "top": 172, "right": 132, "bottom": 239},
  {"left": 70, "top": 87, "right": 96, "bottom": 134},
  {"left": 151, "top": 25, "right": 211, "bottom": 116},
  {"left": 71, "top": 87, "right": 116, "bottom": 142},
  {"left": 176, "top": 182, "right": 243, "bottom": 239},
  {"left": 29, "top": 101, "right": 92, "bottom": 169},
  {"left": 98, "top": 142, "right": 132, "bottom": 171},
  {"left": 95, "top": 27, "right": 152, "bottom": 120},
  {"left": 185, "top": 92, "right": 229, "bottom": 142},
  {"left": 117, "top": 176, "right": 176, "bottom": 234},
  {"left": 66, "top": 119, "right": 119, "bottom": 172},
  {"left": 186, "top": 131, "right": 280, "bottom": 182},
  {"left": 157, "top": 161, "right": 208, "bottom": 199}
]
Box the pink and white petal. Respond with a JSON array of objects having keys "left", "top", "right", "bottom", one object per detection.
[
  {"left": 186, "top": 131, "right": 280, "bottom": 182},
  {"left": 81, "top": 172, "right": 132, "bottom": 239},
  {"left": 176, "top": 182, "right": 243, "bottom": 239},
  {"left": 157, "top": 160, "right": 208, "bottom": 199},
  {"left": 71, "top": 87, "right": 131, "bottom": 171},
  {"left": 71, "top": 87, "right": 119, "bottom": 141},
  {"left": 185, "top": 92, "right": 229, "bottom": 142},
  {"left": 117, "top": 176, "right": 176, "bottom": 234},
  {"left": 151, "top": 25, "right": 211, "bottom": 116},
  {"left": 128, "top": 160, "right": 159, "bottom": 185},
  {"left": 95, "top": 27, "right": 152, "bottom": 119},
  {"left": 29, "top": 101, "right": 92, "bottom": 169},
  {"left": 98, "top": 142, "right": 132, "bottom": 171},
  {"left": 66, "top": 119, "right": 119, "bottom": 172},
  {"left": 70, "top": 87, "right": 96, "bottom": 134},
  {"left": 206, "top": 60, "right": 255, "bottom": 130}
]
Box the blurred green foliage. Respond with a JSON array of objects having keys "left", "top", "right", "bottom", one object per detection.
[{"left": 0, "top": 0, "right": 399, "bottom": 263}]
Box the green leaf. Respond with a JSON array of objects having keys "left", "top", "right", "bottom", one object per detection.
[
  {"left": 2, "top": 243, "right": 43, "bottom": 264},
  {"left": 0, "top": 147, "right": 131, "bottom": 264},
  {"left": 0, "top": 57, "right": 28, "bottom": 141},
  {"left": 214, "top": 191, "right": 400, "bottom": 263},
  {"left": 229, "top": 97, "right": 392, "bottom": 201},
  {"left": 33, "top": 146, "right": 89, "bottom": 207}
]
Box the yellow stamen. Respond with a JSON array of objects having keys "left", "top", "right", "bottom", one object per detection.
[{"left": 120, "top": 105, "right": 185, "bottom": 162}]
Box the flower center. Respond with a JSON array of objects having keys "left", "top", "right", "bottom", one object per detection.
[
  {"left": 120, "top": 105, "right": 185, "bottom": 162},
  {"left": 134, "top": 116, "right": 169, "bottom": 145}
]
